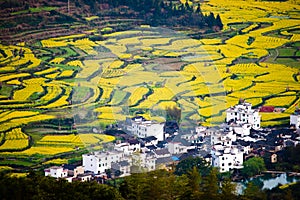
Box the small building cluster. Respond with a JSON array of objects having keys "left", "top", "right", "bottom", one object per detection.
[{"left": 45, "top": 101, "right": 300, "bottom": 180}]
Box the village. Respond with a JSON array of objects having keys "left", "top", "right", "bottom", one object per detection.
[{"left": 44, "top": 100, "right": 300, "bottom": 182}]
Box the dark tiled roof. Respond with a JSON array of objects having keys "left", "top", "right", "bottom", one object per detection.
[
  {"left": 127, "top": 139, "right": 140, "bottom": 145},
  {"left": 154, "top": 148, "right": 170, "bottom": 155},
  {"left": 119, "top": 160, "right": 130, "bottom": 167},
  {"left": 63, "top": 164, "right": 78, "bottom": 170},
  {"left": 157, "top": 141, "right": 168, "bottom": 148},
  {"left": 142, "top": 136, "right": 157, "bottom": 142},
  {"left": 146, "top": 145, "right": 157, "bottom": 151},
  {"left": 156, "top": 157, "right": 173, "bottom": 164}
]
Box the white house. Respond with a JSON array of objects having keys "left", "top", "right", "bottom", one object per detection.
[
  {"left": 226, "top": 101, "right": 261, "bottom": 130},
  {"left": 167, "top": 142, "right": 188, "bottom": 155},
  {"left": 181, "top": 133, "right": 203, "bottom": 145},
  {"left": 211, "top": 145, "right": 244, "bottom": 173},
  {"left": 211, "top": 128, "right": 236, "bottom": 147},
  {"left": 82, "top": 150, "right": 125, "bottom": 174},
  {"left": 210, "top": 126, "right": 245, "bottom": 173},
  {"left": 195, "top": 126, "right": 210, "bottom": 137},
  {"left": 114, "top": 139, "right": 141, "bottom": 156},
  {"left": 231, "top": 123, "right": 251, "bottom": 137},
  {"left": 290, "top": 111, "right": 300, "bottom": 129},
  {"left": 127, "top": 117, "right": 165, "bottom": 141},
  {"left": 111, "top": 161, "right": 131, "bottom": 177},
  {"left": 63, "top": 164, "right": 84, "bottom": 178},
  {"left": 131, "top": 151, "right": 156, "bottom": 172},
  {"left": 44, "top": 166, "right": 68, "bottom": 178}
]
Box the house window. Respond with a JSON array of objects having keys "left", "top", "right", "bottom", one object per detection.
[
  {"left": 91, "top": 159, "right": 93, "bottom": 161},
  {"left": 99, "top": 164, "right": 101, "bottom": 167},
  {"left": 222, "top": 157, "right": 224, "bottom": 160},
  {"left": 91, "top": 164, "right": 93, "bottom": 167},
  {"left": 222, "top": 163, "right": 224, "bottom": 166},
  {"left": 228, "top": 163, "right": 232, "bottom": 166}
]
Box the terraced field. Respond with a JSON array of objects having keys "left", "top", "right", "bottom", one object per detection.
[{"left": 0, "top": 0, "right": 299, "bottom": 168}]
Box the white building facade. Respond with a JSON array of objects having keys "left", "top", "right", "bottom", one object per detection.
[
  {"left": 44, "top": 166, "right": 68, "bottom": 178},
  {"left": 211, "top": 128, "right": 236, "bottom": 147},
  {"left": 290, "top": 113, "right": 300, "bottom": 129},
  {"left": 210, "top": 127, "right": 244, "bottom": 173},
  {"left": 226, "top": 102, "right": 261, "bottom": 130},
  {"left": 82, "top": 150, "right": 125, "bottom": 174},
  {"left": 211, "top": 145, "right": 244, "bottom": 173},
  {"left": 128, "top": 117, "right": 165, "bottom": 141},
  {"left": 167, "top": 142, "right": 188, "bottom": 155}
]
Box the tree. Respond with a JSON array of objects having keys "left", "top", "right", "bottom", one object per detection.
[
  {"left": 166, "top": 106, "right": 181, "bottom": 123},
  {"left": 242, "top": 157, "right": 266, "bottom": 178},
  {"left": 242, "top": 182, "right": 266, "bottom": 200},
  {"left": 220, "top": 178, "right": 237, "bottom": 200},
  {"left": 202, "top": 168, "right": 220, "bottom": 200},
  {"left": 215, "top": 14, "right": 223, "bottom": 29},
  {"left": 196, "top": 3, "right": 202, "bottom": 14},
  {"left": 175, "top": 156, "right": 210, "bottom": 176},
  {"left": 186, "top": 166, "right": 203, "bottom": 200}
]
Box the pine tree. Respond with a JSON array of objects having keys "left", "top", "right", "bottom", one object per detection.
[
  {"left": 202, "top": 168, "right": 220, "bottom": 200},
  {"left": 220, "top": 178, "right": 237, "bottom": 200},
  {"left": 215, "top": 14, "right": 223, "bottom": 29}
]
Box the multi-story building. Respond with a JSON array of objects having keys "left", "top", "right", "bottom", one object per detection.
[
  {"left": 114, "top": 139, "right": 141, "bottom": 156},
  {"left": 211, "top": 127, "right": 236, "bottom": 147},
  {"left": 131, "top": 151, "right": 156, "bottom": 172},
  {"left": 44, "top": 166, "right": 68, "bottom": 178},
  {"left": 290, "top": 110, "right": 300, "bottom": 129},
  {"left": 167, "top": 142, "right": 188, "bottom": 155},
  {"left": 210, "top": 126, "right": 245, "bottom": 173},
  {"left": 211, "top": 145, "right": 244, "bottom": 173},
  {"left": 82, "top": 150, "right": 125, "bottom": 174},
  {"left": 126, "top": 116, "right": 165, "bottom": 141},
  {"left": 226, "top": 101, "right": 261, "bottom": 130}
]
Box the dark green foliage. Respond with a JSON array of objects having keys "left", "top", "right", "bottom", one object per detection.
[
  {"left": 5, "top": 167, "right": 300, "bottom": 200},
  {"left": 166, "top": 106, "right": 181, "bottom": 123},
  {"left": 175, "top": 156, "right": 211, "bottom": 176},
  {"left": 247, "top": 36, "right": 255, "bottom": 45},
  {"left": 242, "top": 157, "right": 266, "bottom": 178},
  {"left": 0, "top": 171, "right": 124, "bottom": 200},
  {"left": 119, "top": 170, "right": 188, "bottom": 200},
  {"left": 242, "top": 182, "right": 266, "bottom": 200},
  {"left": 220, "top": 178, "right": 237, "bottom": 200},
  {"left": 202, "top": 168, "right": 220, "bottom": 200},
  {"left": 92, "top": 0, "right": 223, "bottom": 29}
]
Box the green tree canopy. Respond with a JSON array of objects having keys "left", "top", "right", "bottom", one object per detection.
[
  {"left": 242, "top": 157, "right": 266, "bottom": 178},
  {"left": 174, "top": 156, "right": 211, "bottom": 176}
]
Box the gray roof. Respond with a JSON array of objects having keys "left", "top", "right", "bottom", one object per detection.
[
  {"left": 156, "top": 157, "right": 173, "bottom": 165},
  {"left": 154, "top": 148, "right": 170, "bottom": 155}
]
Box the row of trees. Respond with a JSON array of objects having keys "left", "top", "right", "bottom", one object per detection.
[
  {"left": 1, "top": 164, "right": 296, "bottom": 200},
  {"left": 80, "top": 0, "right": 223, "bottom": 29}
]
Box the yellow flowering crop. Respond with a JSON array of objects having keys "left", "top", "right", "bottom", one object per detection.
[{"left": 265, "top": 96, "right": 297, "bottom": 107}]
